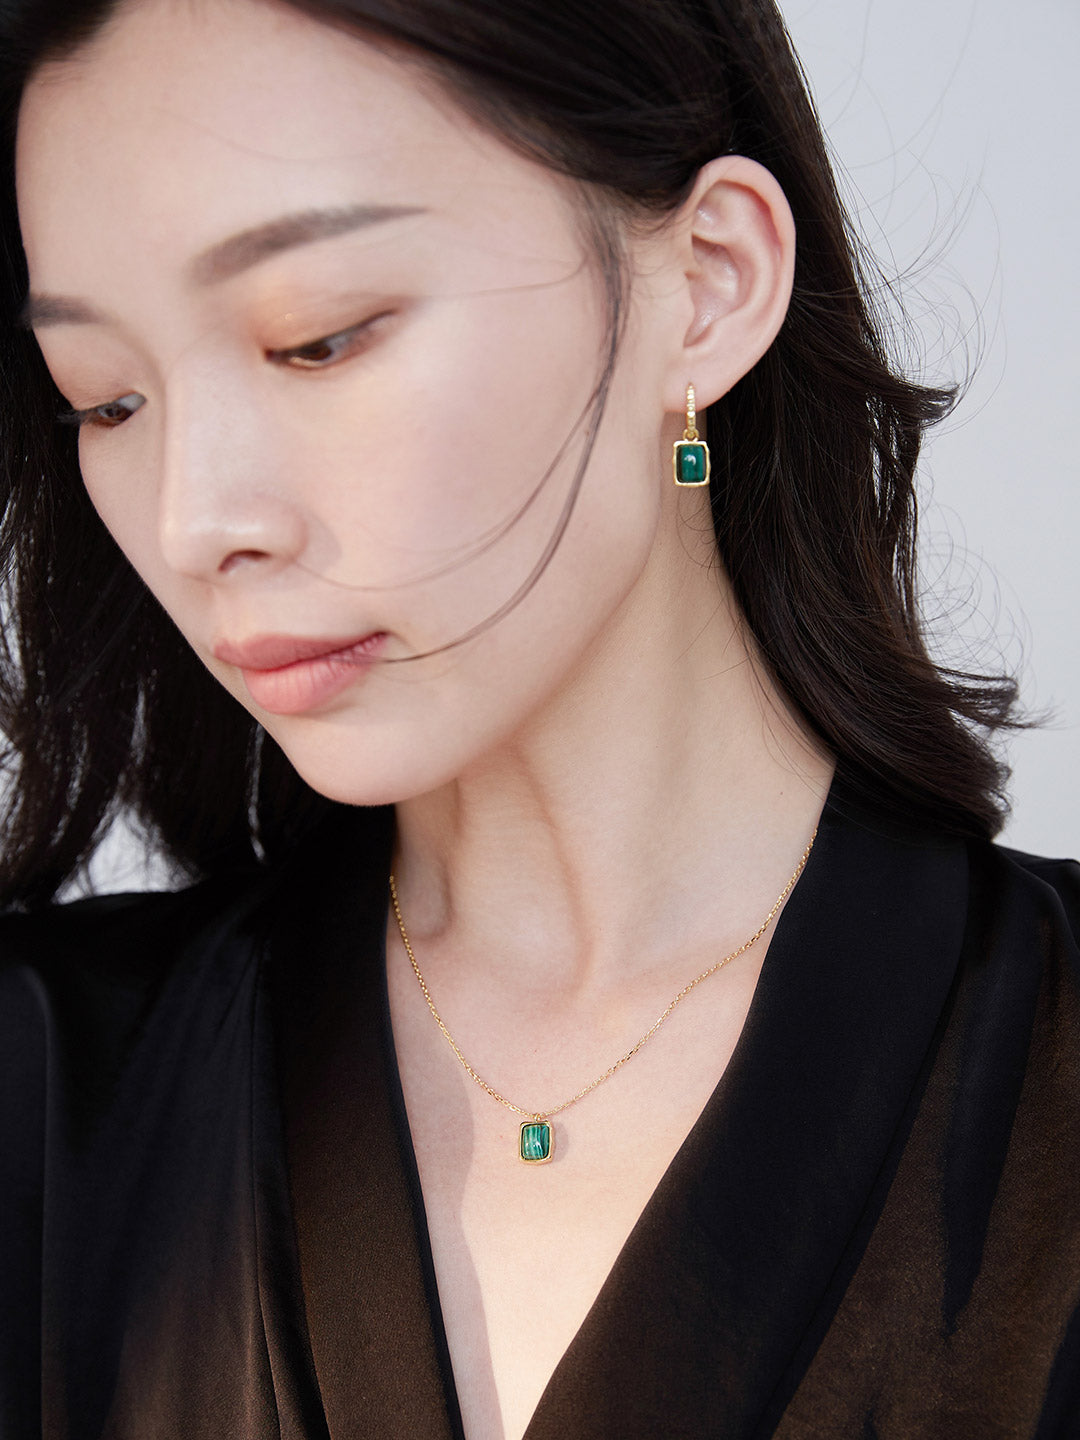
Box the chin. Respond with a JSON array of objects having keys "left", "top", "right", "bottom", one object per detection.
[{"left": 264, "top": 718, "right": 474, "bottom": 810}]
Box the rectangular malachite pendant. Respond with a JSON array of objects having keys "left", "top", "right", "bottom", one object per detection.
[
  {"left": 673, "top": 439, "right": 711, "bottom": 487},
  {"left": 519, "top": 1119, "right": 553, "bottom": 1164}
]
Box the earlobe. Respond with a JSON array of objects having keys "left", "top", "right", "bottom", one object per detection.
[{"left": 663, "top": 155, "right": 796, "bottom": 411}]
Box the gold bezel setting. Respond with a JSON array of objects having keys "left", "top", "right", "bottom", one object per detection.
[
  {"left": 672, "top": 439, "right": 711, "bottom": 487},
  {"left": 519, "top": 1118, "right": 554, "bottom": 1164}
]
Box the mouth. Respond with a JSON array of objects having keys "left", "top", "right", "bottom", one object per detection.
[{"left": 212, "top": 631, "right": 388, "bottom": 715}]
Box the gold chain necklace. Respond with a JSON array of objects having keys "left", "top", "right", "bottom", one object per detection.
[{"left": 389, "top": 828, "right": 816, "bottom": 1165}]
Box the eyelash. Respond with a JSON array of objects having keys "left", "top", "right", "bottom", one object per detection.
[{"left": 55, "top": 313, "right": 390, "bottom": 431}]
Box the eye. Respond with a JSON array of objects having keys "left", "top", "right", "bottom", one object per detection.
[
  {"left": 268, "top": 313, "right": 392, "bottom": 369},
  {"left": 56, "top": 394, "right": 145, "bottom": 431},
  {"left": 51, "top": 313, "right": 392, "bottom": 430}
]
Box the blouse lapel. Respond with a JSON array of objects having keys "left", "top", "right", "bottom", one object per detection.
[
  {"left": 271, "top": 807, "right": 465, "bottom": 1440},
  {"left": 270, "top": 790, "right": 970, "bottom": 1440},
  {"left": 523, "top": 790, "right": 970, "bottom": 1439}
]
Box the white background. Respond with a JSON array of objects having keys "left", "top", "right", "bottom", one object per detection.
[
  {"left": 81, "top": 0, "right": 1079, "bottom": 891},
  {"left": 779, "top": 0, "right": 1078, "bottom": 856}
]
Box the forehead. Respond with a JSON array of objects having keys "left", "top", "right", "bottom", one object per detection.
[{"left": 15, "top": 0, "right": 570, "bottom": 292}]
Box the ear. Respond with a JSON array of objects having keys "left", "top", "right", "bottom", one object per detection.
[{"left": 657, "top": 155, "right": 796, "bottom": 414}]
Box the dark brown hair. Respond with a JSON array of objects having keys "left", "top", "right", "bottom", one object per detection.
[{"left": 0, "top": 0, "right": 1020, "bottom": 908}]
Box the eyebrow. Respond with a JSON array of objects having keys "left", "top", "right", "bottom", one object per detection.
[{"left": 17, "top": 202, "right": 426, "bottom": 330}]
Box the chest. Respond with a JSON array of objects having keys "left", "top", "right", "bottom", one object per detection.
[{"left": 388, "top": 954, "right": 764, "bottom": 1440}]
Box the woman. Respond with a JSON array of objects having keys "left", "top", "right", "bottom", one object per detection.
[{"left": 0, "top": 0, "right": 1077, "bottom": 1436}]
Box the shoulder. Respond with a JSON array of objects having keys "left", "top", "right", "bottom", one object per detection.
[
  {"left": 942, "top": 837, "right": 1080, "bottom": 1161},
  {"left": 0, "top": 802, "right": 387, "bottom": 1114},
  {"left": 990, "top": 841, "right": 1080, "bottom": 913},
  {"left": 0, "top": 802, "right": 390, "bottom": 1070},
  {"left": 0, "top": 866, "right": 278, "bottom": 1014},
  {"left": 0, "top": 871, "right": 281, "bottom": 1383},
  {"left": 967, "top": 837, "right": 1080, "bottom": 963},
  {"left": 0, "top": 868, "right": 284, "bottom": 1248},
  {"left": 0, "top": 869, "right": 281, "bottom": 1149}
]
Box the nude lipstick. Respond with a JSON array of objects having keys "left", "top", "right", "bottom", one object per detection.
[{"left": 213, "top": 631, "right": 387, "bottom": 715}]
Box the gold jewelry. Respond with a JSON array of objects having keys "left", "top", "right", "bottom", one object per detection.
[
  {"left": 389, "top": 829, "right": 816, "bottom": 1165},
  {"left": 672, "top": 382, "right": 711, "bottom": 487}
]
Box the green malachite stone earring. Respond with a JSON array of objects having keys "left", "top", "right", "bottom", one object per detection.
[
  {"left": 673, "top": 382, "right": 711, "bottom": 487},
  {"left": 519, "top": 1119, "right": 554, "bottom": 1164}
]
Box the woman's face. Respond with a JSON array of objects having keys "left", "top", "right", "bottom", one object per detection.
[{"left": 16, "top": 0, "right": 683, "bottom": 804}]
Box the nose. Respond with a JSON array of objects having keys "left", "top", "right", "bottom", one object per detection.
[{"left": 157, "top": 368, "right": 309, "bottom": 582}]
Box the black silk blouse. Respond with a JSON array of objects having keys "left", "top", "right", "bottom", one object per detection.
[{"left": 2, "top": 783, "right": 1079, "bottom": 1439}]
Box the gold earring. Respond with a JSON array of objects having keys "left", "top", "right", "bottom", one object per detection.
[{"left": 672, "top": 383, "right": 711, "bottom": 487}]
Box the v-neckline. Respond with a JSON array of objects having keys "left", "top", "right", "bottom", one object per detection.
[
  {"left": 272, "top": 782, "right": 969, "bottom": 1438},
  {"left": 372, "top": 855, "right": 779, "bottom": 1437}
]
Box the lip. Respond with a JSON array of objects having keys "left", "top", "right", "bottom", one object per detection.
[{"left": 213, "top": 631, "right": 387, "bottom": 715}]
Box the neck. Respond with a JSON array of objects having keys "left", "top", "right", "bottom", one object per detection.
[{"left": 391, "top": 536, "right": 833, "bottom": 998}]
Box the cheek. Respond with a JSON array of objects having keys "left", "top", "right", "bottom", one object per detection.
[
  {"left": 289, "top": 276, "right": 616, "bottom": 622},
  {"left": 77, "top": 435, "right": 226, "bottom": 692},
  {"left": 79, "top": 436, "right": 167, "bottom": 583},
  {"left": 70, "top": 260, "right": 654, "bottom": 689}
]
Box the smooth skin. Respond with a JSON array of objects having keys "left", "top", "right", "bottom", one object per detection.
[{"left": 17, "top": 1, "right": 834, "bottom": 1435}]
